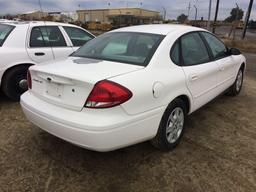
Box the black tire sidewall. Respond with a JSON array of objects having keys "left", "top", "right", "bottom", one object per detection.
[
  {"left": 2, "top": 66, "right": 29, "bottom": 101},
  {"left": 157, "top": 99, "right": 187, "bottom": 150}
]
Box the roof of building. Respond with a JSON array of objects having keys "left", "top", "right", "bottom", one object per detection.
[
  {"left": 111, "top": 24, "right": 206, "bottom": 35},
  {"left": 77, "top": 7, "right": 159, "bottom": 13}
]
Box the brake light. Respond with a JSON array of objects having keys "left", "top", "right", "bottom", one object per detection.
[
  {"left": 27, "top": 70, "right": 32, "bottom": 89},
  {"left": 85, "top": 80, "right": 132, "bottom": 108}
]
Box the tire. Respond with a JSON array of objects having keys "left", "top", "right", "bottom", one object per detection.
[
  {"left": 2, "top": 65, "right": 30, "bottom": 101},
  {"left": 151, "top": 98, "right": 187, "bottom": 151},
  {"left": 226, "top": 68, "right": 244, "bottom": 97}
]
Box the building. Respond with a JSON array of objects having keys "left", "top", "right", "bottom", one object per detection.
[
  {"left": 48, "top": 12, "right": 78, "bottom": 22},
  {"left": 19, "top": 10, "right": 48, "bottom": 21},
  {"left": 77, "top": 8, "right": 161, "bottom": 25}
]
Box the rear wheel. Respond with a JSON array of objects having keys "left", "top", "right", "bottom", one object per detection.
[
  {"left": 151, "top": 98, "right": 187, "bottom": 151},
  {"left": 226, "top": 68, "right": 244, "bottom": 96},
  {"left": 2, "top": 65, "right": 30, "bottom": 101}
]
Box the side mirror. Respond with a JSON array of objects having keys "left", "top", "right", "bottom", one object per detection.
[{"left": 229, "top": 48, "right": 241, "bottom": 55}]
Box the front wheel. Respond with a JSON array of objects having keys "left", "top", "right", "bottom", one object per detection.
[
  {"left": 2, "top": 66, "right": 30, "bottom": 101},
  {"left": 226, "top": 68, "right": 244, "bottom": 96},
  {"left": 151, "top": 98, "right": 187, "bottom": 151}
]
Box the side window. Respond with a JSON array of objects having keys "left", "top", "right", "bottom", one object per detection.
[
  {"left": 181, "top": 33, "right": 210, "bottom": 66},
  {"left": 170, "top": 41, "right": 180, "bottom": 65},
  {"left": 30, "top": 26, "right": 67, "bottom": 47},
  {"left": 63, "top": 27, "right": 94, "bottom": 47},
  {"left": 201, "top": 32, "right": 227, "bottom": 60}
]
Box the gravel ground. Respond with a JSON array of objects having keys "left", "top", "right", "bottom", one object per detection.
[{"left": 0, "top": 53, "right": 255, "bottom": 192}]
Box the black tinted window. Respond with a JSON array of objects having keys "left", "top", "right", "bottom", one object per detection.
[
  {"left": 181, "top": 33, "right": 210, "bottom": 66},
  {"left": 63, "top": 27, "right": 94, "bottom": 47},
  {"left": 0, "top": 24, "right": 14, "bottom": 46},
  {"left": 170, "top": 41, "right": 180, "bottom": 65},
  {"left": 201, "top": 32, "right": 227, "bottom": 60},
  {"left": 30, "top": 26, "right": 67, "bottom": 47}
]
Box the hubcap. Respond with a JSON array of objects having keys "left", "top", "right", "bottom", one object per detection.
[
  {"left": 18, "top": 79, "right": 28, "bottom": 91},
  {"left": 166, "top": 107, "right": 184, "bottom": 144},
  {"left": 236, "top": 70, "right": 243, "bottom": 92}
]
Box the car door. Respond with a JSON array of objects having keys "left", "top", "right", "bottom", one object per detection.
[
  {"left": 27, "top": 26, "right": 73, "bottom": 63},
  {"left": 179, "top": 32, "right": 219, "bottom": 110},
  {"left": 62, "top": 26, "right": 94, "bottom": 51},
  {"left": 200, "top": 32, "right": 239, "bottom": 93}
]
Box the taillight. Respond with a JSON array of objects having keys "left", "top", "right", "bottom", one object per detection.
[
  {"left": 27, "top": 70, "right": 32, "bottom": 89},
  {"left": 85, "top": 80, "right": 132, "bottom": 108}
]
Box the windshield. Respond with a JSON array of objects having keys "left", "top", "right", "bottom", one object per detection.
[
  {"left": 0, "top": 24, "right": 15, "bottom": 46},
  {"left": 72, "top": 32, "right": 165, "bottom": 66}
]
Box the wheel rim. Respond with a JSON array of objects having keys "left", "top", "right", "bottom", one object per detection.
[
  {"left": 18, "top": 79, "right": 28, "bottom": 91},
  {"left": 236, "top": 70, "right": 243, "bottom": 92},
  {"left": 166, "top": 107, "right": 184, "bottom": 144}
]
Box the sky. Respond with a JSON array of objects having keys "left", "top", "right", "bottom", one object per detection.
[{"left": 0, "top": 0, "right": 255, "bottom": 20}]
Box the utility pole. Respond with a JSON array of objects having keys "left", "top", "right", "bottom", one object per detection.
[
  {"left": 187, "top": 2, "right": 191, "bottom": 18},
  {"left": 207, "top": 0, "right": 212, "bottom": 30},
  {"left": 212, "top": 0, "right": 220, "bottom": 33},
  {"left": 162, "top": 6, "right": 167, "bottom": 21},
  {"left": 194, "top": 5, "right": 198, "bottom": 26},
  {"left": 242, "top": 0, "right": 254, "bottom": 39}
]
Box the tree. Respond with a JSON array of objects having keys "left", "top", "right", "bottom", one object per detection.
[
  {"left": 177, "top": 14, "right": 188, "bottom": 24},
  {"left": 225, "top": 7, "right": 244, "bottom": 22}
]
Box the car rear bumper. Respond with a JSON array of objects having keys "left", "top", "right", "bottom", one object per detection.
[{"left": 20, "top": 91, "right": 165, "bottom": 152}]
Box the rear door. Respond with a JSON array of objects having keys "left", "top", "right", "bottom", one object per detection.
[
  {"left": 179, "top": 32, "right": 219, "bottom": 110},
  {"left": 27, "top": 26, "right": 73, "bottom": 63},
  {"left": 200, "top": 32, "right": 239, "bottom": 93}
]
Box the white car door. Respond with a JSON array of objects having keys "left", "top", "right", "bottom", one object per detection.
[
  {"left": 27, "top": 26, "right": 73, "bottom": 63},
  {"left": 178, "top": 32, "right": 219, "bottom": 110},
  {"left": 61, "top": 26, "right": 94, "bottom": 51}
]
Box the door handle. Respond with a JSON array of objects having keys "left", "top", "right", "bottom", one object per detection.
[
  {"left": 35, "top": 52, "right": 45, "bottom": 56},
  {"left": 189, "top": 74, "right": 198, "bottom": 81},
  {"left": 219, "top": 66, "right": 225, "bottom": 71}
]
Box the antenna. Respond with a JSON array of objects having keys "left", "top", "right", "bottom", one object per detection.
[{"left": 38, "top": 0, "right": 56, "bottom": 59}]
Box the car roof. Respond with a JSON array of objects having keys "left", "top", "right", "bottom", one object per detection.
[
  {"left": 111, "top": 24, "right": 206, "bottom": 35},
  {"left": 0, "top": 21, "right": 79, "bottom": 28}
]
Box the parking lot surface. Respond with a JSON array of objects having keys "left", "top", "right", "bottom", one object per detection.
[{"left": 0, "top": 53, "right": 256, "bottom": 192}]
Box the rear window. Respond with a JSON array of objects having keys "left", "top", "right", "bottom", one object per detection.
[
  {"left": 0, "top": 24, "right": 15, "bottom": 46},
  {"left": 72, "top": 32, "right": 165, "bottom": 66}
]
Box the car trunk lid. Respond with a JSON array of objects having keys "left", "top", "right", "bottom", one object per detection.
[{"left": 29, "top": 57, "right": 143, "bottom": 111}]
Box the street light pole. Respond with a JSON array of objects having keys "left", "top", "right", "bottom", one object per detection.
[
  {"left": 212, "top": 0, "right": 220, "bottom": 33},
  {"left": 194, "top": 5, "right": 198, "bottom": 22},
  {"left": 207, "top": 0, "right": 212, "bottom": 30},
  {"left": 162, "top": 6, "right": 166, "bottom": 21},
  {"left": 242, "top": 0, "right": 254, "bottom": 39}
]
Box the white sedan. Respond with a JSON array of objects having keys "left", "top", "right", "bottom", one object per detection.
[
  {"left": 21, "top": 24, "right": 246, "bottom": 152},
  {"left": 0, "top": 21, "right": 94, "bottom": 101}
]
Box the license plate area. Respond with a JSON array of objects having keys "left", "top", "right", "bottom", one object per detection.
[{"left": 46, "top": 82, "right": 63, "bottom": 98}]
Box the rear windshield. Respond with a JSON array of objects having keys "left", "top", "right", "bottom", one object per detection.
[
  {"left": 72, "top": 32, "right": 165, "bottom": 66},
  {"left": 0, "top": 24, "right": 15, "bottom": 46}
]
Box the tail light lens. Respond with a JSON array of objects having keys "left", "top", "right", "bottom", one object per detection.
[
  {"left": 85, "top": 80, "right": 132, "bottom": 108},
  {"left": 27, "top": 70, "right": 32, "bottom": 89}
]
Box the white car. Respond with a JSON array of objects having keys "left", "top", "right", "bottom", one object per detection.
[
  {"left": 21, "top": 24, "right": 246, "bottom": 152},
  {"left": 0, "top": 21, "right": 95, "bottom": 100}
]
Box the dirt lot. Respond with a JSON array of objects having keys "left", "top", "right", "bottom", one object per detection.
[{"left": 0, "top": 54, "right": 256, "bottom": 192}]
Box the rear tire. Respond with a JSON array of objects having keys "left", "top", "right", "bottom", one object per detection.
[
  {"left": 2, "top": 65, "right": 30, "bottom": 101},
  {"left": 151, "top": 98, "right": 187, "bottom": 151},
  {"left": 226, "top": 68, "right": 244, "bottom": 97}
]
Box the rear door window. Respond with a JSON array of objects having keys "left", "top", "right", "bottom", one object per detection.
[
  {"left": 63, "top": 26, "right": 94, "bottom": 47},
  {"left": 30, "top": 26, "right": 67, "bottom": 47},
  {"left": 181, "top": 32, "right": 210, "bottom": 66},
  {"left": 0, "top": 24, "right": 15, "bottom": 46}
]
